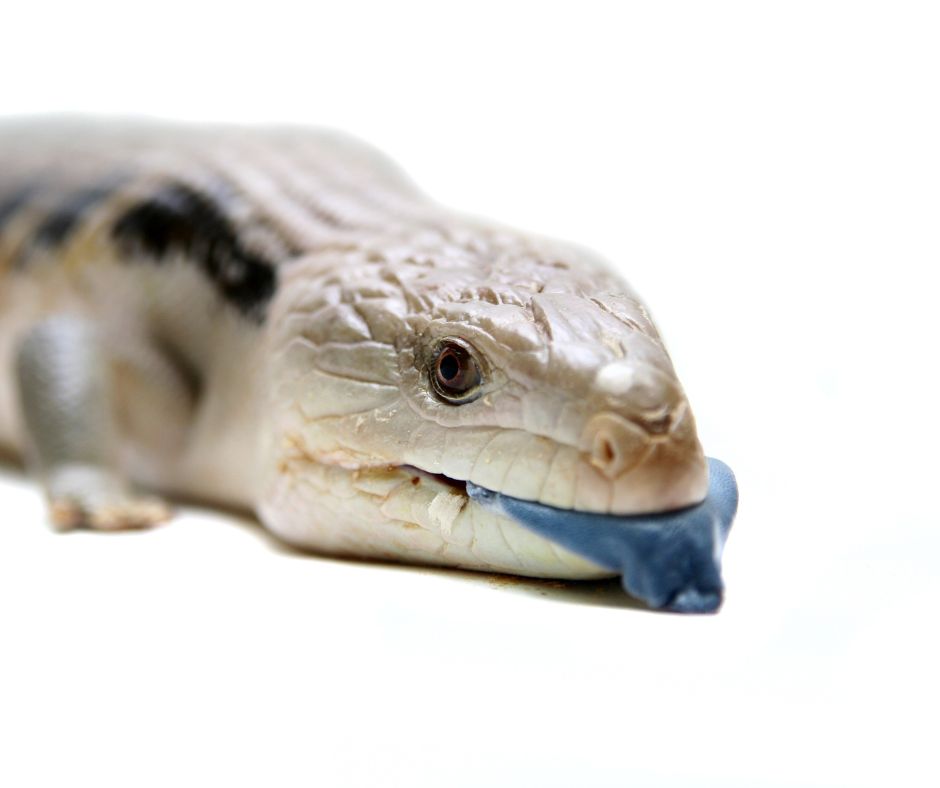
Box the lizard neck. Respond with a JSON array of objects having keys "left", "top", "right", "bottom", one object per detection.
[{"left": 159, "top": 301, "right": 272, "bottom": 512}]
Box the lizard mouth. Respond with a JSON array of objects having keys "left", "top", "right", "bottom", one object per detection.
[{"left": 405, "top": 460, "right": 739, "bottom": 614}]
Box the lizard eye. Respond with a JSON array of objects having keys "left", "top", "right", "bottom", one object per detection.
[{"left": 430, "top": 339, "right": 483, "bottom": 404}]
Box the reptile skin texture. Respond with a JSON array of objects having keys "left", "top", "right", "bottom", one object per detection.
[{"left": 0, "top": 118, "right": 738, "bottom": 612}]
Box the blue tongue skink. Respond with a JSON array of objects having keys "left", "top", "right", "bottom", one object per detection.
[{"left": 468, "top": 458, "right": 738, "bottom": 613}]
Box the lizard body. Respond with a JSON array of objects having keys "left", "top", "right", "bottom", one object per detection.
[{"left": 0, "top": 118, "right": 732, "bottom": 608}]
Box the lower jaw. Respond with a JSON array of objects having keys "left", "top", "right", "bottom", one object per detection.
[
  {"left": 403, "top": 460, "right": 739, "bottom": 614},
  {"left": 386, "top": 464, "right": 614, "bottom": 579}
]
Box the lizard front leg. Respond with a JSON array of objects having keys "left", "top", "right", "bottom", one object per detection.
[{"left": 14, "top": 315, "right": 174, "bottom": 531}]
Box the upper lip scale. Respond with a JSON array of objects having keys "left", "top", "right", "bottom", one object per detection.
[{"left": 466, "top": 458, "right": 739, "bottom": 613}]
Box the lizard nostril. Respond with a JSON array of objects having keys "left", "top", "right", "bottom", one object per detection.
[
  {"left": 595, "top": 433, "right": 618, "bottom": 467},
  {"left": 583, "top": 414, "right": 650, "bottom": 480}
]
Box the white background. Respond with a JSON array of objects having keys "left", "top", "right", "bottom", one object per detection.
[{"left": 1, "top": 2, "right": 938, "bottom": 786}]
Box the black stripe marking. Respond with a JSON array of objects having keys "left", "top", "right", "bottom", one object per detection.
[
  {"left": 0, "top": 183, "right": 40, "bottom": 234},
  {"left": 34, "top": 179, "right": 123, "bottom": 247},
  {"left": 111, "top": 182, "right": 277, "bottom": 320}
]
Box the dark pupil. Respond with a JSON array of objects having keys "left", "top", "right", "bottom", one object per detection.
[{"left": 439, "top": 351, "right": 460, "bottom": 382}]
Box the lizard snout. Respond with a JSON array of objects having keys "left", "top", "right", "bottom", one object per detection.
[
  {"left": 592, "top": 360, "right": 684, "bottom": 431},
  {"left": 580, "top": 398, "right": 707, "bottom": 514}
]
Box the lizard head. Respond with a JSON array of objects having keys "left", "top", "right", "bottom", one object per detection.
[{"left": 258, "top": 225, "right": 709, "bottom": 581}]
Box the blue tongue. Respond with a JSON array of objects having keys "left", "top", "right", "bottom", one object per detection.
[{"left": 467, "top": 458, "right": 738, "bottom": 613}]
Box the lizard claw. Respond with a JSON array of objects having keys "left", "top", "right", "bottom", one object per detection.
[
  {"left": 50, "top": 494, "right": 172, "bottom": 531},
  {"left": 45, "top": 465, "right": 173, "bottom": 531}
]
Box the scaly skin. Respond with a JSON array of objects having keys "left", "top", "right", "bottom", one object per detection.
[{"left": 0, "top": 118, "right": 707, "bottom": 580}]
